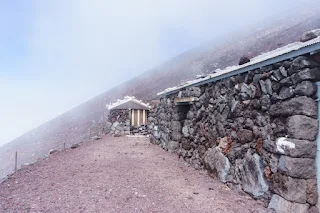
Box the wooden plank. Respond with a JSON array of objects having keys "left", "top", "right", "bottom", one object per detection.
[{"left": 174, "top": 97, "right": 195, "bottom": 105}]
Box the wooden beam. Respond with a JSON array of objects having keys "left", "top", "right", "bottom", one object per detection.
[{"left": 174, "top": 97, "right": 195, "bottom": 105}]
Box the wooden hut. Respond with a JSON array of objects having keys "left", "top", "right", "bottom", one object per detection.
[{"left": 106, "top": 96, "right": 151, "bottom": 127}]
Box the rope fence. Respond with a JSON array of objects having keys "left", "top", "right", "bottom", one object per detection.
[
  {"left": 0, "top": 152, "right": 15, "bottom": 178},
  {"left": 0, "top": 128, "right": 104, "bottom": 182}
]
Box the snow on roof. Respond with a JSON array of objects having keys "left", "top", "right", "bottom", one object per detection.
[
  {"left": 158, "top": 35, "right": 320, "bottom": 96},
  {"left": 106, "top": 96, "right": 151, "bottom": 110}
]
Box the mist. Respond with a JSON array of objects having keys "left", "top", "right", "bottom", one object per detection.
[{"left": 0, "top": 0, "right": 317, "bottom": 147}]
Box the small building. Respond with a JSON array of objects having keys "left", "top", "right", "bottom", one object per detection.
[{"left": 105, "top": 96, "right": 151, "bottom": 136}]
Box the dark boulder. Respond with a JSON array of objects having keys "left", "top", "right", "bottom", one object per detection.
[
  {"left": 270, "top": 96, "right": 317, "bottom": 118},
  {"left": 278, "top": 156, "right": 316, "bottom": 179},
  {"left": 71, "top": 144, "right": 80, "bottom": 149},
  {"left": 286, "top": 115, "right": 318, "bottom": 140},
  {"left": 300, "top": 31, "right": 318, "bottom": 42},
  {"left": 271, "top": 173, "right": 307, "bottom": 203},
  {"left": 239, "top": 56, "right": 250, "bottom": 65}
]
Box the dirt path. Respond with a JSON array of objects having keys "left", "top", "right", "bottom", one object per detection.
[{"left": 0, "top": 136, "right": 270, "bottom": 213}]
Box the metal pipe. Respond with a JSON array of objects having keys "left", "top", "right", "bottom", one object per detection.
[{"left": 315, "top": 81, "right": 320, "bottom": 209}]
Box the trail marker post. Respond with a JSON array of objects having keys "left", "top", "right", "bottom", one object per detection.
[{"left": 14, "top": 151, "right": 18, "bottom": 172}]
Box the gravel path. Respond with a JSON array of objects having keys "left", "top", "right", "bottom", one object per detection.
[{"left": 0, "top": 136, "right": 269, "bottom": 213}]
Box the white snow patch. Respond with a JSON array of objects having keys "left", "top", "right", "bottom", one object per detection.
[
  {"left": 157, "top": 36, "right": 320, "bottom": 96},
  {"left": 276, "top": 137, "right": 296, "bottom": 154},
  {"left": 106, "top": 96, "right": 151, "bottom": 110}
]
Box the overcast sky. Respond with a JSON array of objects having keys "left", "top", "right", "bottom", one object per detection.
[{"left": 0, "top": 0, "right": 317, "bottom": 146}]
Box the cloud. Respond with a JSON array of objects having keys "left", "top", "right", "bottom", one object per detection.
[{"left": 0, "top": 0, "right": 317, "bottom": 146}]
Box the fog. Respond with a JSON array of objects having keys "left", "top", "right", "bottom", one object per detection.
[{"left": 0, "top": 0, "right": 317, "bottom": 147}]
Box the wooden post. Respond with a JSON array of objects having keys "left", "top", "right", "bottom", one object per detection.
[
  {"left": 132, "top": 109, "right": 135, "bottom": 127},
  {"left": 14, "top": 151, "right": 18, "bottom": 172},
  {"left": 142, "top": 109, "right": 146, "bottom": 124},
  {"left": 137, "top": 110, "right": 140, "bottom": 126}
]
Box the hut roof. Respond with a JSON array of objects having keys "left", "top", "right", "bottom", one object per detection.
[
  {"left": 106, "top": 96, "right": 151, "bottom": 110},
  {"left": 157, "top": 35, "right": 320, "bottom": 96}
]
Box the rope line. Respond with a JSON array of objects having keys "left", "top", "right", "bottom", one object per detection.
[
  {"left": 0, "top": 128, "right": 104, "bottom": 180},
  {"left": 0, "top": 152, "right": 15, "bottom": 172}
]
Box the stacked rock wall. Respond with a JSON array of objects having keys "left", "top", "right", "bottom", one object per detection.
[
  {"left": 148, "top": 55, "right": 320, "bottom": 212},
  {"left": 105, "top": 109, "right": 131, "bottom": 136}
]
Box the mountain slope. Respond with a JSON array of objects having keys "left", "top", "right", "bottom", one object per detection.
[{"left": 1, "top": 5, "right": 320, "bottom": 178}]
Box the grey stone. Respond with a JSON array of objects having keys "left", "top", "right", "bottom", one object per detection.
[
  {"left": 308, "top": 206, "right": 320, "bottom": 213},
  {"left": 260, "top": 80, "right": 268, "bottom": 94},
  {"left": 153, "top": 126, "right": 161, "bottom": 139},
  {"left": 189, "top": 87, "right": 202, "bottom": 97},
  {"left": 245, "top": 71, "right": 255, "bottom": 84},
  {"left": 278, "top": 86, "right": 294, "bottom": 100},
  {"left": 253, "top": 74, "right": 262, "bottom": 83},
  {"left": 187, "top": 111, "right": 194, "bottom": 119},
  {"left": 274, "top": 137, "right": 316, "bottom": 158},
  {"left": 104, "top": 122, "right": 113, "bottom": 134},
  {"left": 171, "top": 121, "right": 181, "bottom": 132},
  {"left": 236, "top": 150, "right": 269, "bottom": 198},
  {"left": 168, "top": 141, "right": 179, "bottom": 152},
  {"left": 182, "top": 126, "right": 189, "bottom": 138},
  {"left": 279, "top": 67, "right": 288, "bottom": 77},
  {"left": 283, "top": 61, "right": 292, "bottom": 68},
  {"left": 290, "top": 57, "right": 314, "bottom": 75},
  {"left": 244, "top": 118, "right": 254, "bottom": 130},
  {"left": 271, "top": 81, "right": 282, "bottom": 93},
  {"left": 92, "top": 135, "right": 102, "bottom": 140},
  {"left": 237, "top": 128, "right": 254, "bottom": 143},
  {"left": 270, "top": 96, "right": 317, "bottom": 118},
  {"left": 181, "top": 138, "right": 192, "bottom": 150},
  {"left": 268, "top": 194, "right": 309, "bottom": 213},
  {"left": 265, "top": 79, "right": 273, "bottom": 94},
  {"left": 294, "top": 81, "right": 316, "bottom": 97},
  {"left": 286, "top": 115, "right": 318, "bottom": 140},
  {"left": 278, "top": 156, "right": 316, "bottom": 179},
  {"left": 217, "top": 122, "right": 226, "bottom": 137},
  {"left": 159, "top": 113, "right": 167, "bottom": 120},
  {"left": 270, "top": 154, "right": 279, "bottom": 173},
  {"left": 112, "top": 121, "right": 120, "bottom": 128},
  {"left": 161, "top": 132, "right": 169, "bottom": 142},
  {"left": 271, "top": 173, "right": 307, "bottom": 203},
  {"left": 273, "top": 69, "right": 282, "bottom": 81},
  {"left": 300, "top": 31, "right": 318, "bottom": 42},
  {"left": 241, "top": 83, "right": 256, "bottom": 98},
  {"left": 204, "top": 147, "right": 230, "bottom": 183},
  {"left": 294, "top": 68, "right": 320, "bottom": 84},
  {"left": 280, "top": 77, "right": 293, "bottom": 86},
  {"left": 307, "top": 179, "right": 318, "bottom": 206},
  {"left": 49, "top": 149, "right": 58, "bottom": 154},
  {"left": 148, "top": 116, "right": 155, "bottom": 122},
  {"left": 261, "top": 95, "right": 271, "bottom": 111},
  {"left": 171, "top": 131, "right": 182, "bottom": 141},
  {"left": 71, "top": 144, "right": 80, "bottom": 149},
  {"left": 115, "top": 125, "right": 123, "bottom": 131}
]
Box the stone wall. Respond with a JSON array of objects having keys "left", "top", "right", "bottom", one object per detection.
[
  {"left": 104, "top": 109, "right": 131, "bottom": 136},
  {"left": 148, "top": 55, "right": 320, "bottom": 212}
]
